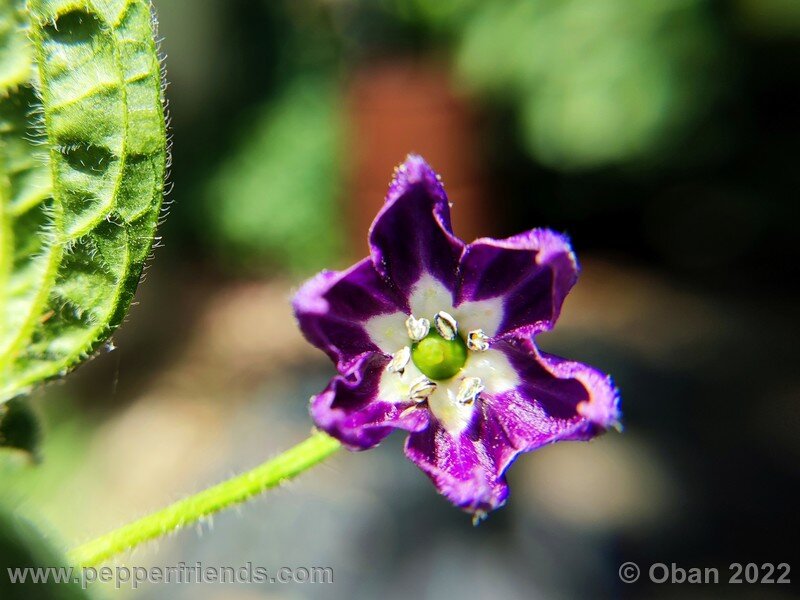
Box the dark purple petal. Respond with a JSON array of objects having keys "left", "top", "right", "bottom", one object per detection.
[
  {"left": 404, "top": 337, "right": 619, "bottom": 515},
  {"left": 536, "top": 350, "right": 621, "bottom": 433},
  {"left": 369, "top": 155, "right": 464, "bottom": 297},
  {"left": 490, "top": 336, "right": 621, "bottom": 448},
  {"left": 293, "top": 258, "right": 406, "bottom": 369},
  {"left": 311, "top": 352, "right": 430, "bottom": 450},
  {"left": 456, "top": 229, "right": 578, "bottom": 337},
  {"left": 404, "top": 419, "right": 509, "bottom": 514}
]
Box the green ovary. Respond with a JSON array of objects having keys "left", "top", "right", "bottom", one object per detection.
[{"left": 411, "top": 330, "right": 468, "bottom": 380}]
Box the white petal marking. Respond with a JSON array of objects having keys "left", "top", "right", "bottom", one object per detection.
[
  {"left": 453, "top": 297, "right": 504, "bottom": 338},
  {"left": 378, "top": 360, "right": 425, "bottom": 403},
  {"left": 408, "top": 274, "right": 454, "bottom": 320},
  {"left": 427, "top": 385, "right": 475, "bottom": 434},
  {"left": 364, "top": 311, "right": 410, "bottom": 354},
  {"left": 465, "top": 348, "right": 519, "bottom": 394}
]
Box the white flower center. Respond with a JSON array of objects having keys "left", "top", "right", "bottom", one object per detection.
[{"left": 367, "top": 275, "right": 518, "bottom": 434}]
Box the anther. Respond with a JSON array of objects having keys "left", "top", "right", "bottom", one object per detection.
[
  {"left": 456, "top": 377, "right": 484, "bottom": 405},
  {"left": 434, "top": 311, "right": 458, "bottom": 341},
  {"left": 409, "top": 376, "right": 437, "bottom": 403},
  {"left": 386, "top": 346, "right": 411, "bottom": 374},
  {"left": 405, "top": 315, "right": 430, "bottom": 342},
  {"left": 466, "top": 329, "right": 489, "bottom": 352},
  {"left": 399, "top": 404, "right": 420, "bottom": 419}
]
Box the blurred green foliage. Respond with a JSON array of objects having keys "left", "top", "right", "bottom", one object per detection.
[
  {"left": 0, "top": 509, "right": 88, "bottom": 599},
  {"left": 159, "top": 0, "right": 794, "bottom": 279},
  {"left": 332, "top": 0, "right": 722, "bottom": 169},
  {"left": 175, "top": 0, "right": 732, "bottom": 272},
  {"left": 1, "top": 397, "right": 92, "bottom": 596},
  {"left": 737, "top": 0, "right": 800, "bottom": 37},
  {"left": 456, "top": 0, "right": 721, "bottom": 169},
  {"left": 0, "top": 399, "right": 40, "bottom": 458},
  {"left": 0, "top": 398, "right": 92, "bottom": 539},
  {"left": 203, "top": 76, "right": 344, "bottom": 274}
]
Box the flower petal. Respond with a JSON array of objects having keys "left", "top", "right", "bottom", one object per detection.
[
  {"left": 455, "top": 229, "right": 578, "bottom": 337},
  {"left": 311, "top": 352, "right": 430, "bottom": 450},
  {"left": 405, "top": 337, "right": 620, "bottom": 515},
  {"left": 489, "top": 337, "right": 621, "bottom": 451},
  {"left": 536, "top": 351, "right": 622, "bottom": 432},
  {"left": 293, "top": 258, "right": 406, "bottom": 368},
  {"left": 404, "top": 420, "right": 509, "bottom": 514},
  {"left": 369, "top": 155, "right": 464, "bottom": 298}
]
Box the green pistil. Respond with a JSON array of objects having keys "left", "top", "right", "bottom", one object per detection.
[{"left": 411, "top": 329, "right": 468, "bottom": 380}]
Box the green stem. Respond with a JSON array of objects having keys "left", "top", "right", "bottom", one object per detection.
[{"left": 68, "top": 431, "right": 341, "bottom": 567}]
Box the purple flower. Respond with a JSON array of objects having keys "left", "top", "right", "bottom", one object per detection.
[{"left": 293, "top": 155, "right": 620, "bottom": 517}]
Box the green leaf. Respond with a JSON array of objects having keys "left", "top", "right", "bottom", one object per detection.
[
  {"left": 0, "top": 0, "right": 166, "bottom": 401},
  {"left": 0, "top": 398, "right": 40, "bottom": 458}
]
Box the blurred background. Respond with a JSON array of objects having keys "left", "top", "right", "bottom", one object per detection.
[{"left": 2, "top": 0, "right": 799, "bottom": 598}]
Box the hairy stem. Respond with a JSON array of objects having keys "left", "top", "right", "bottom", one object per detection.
[{"left": 68, "top": 431, "right": 341, "bottom": 567}]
